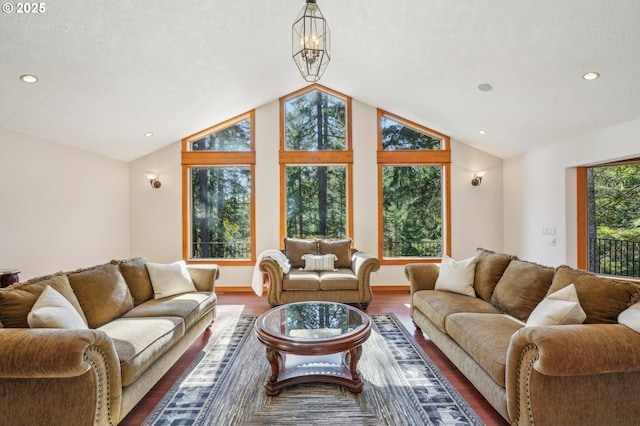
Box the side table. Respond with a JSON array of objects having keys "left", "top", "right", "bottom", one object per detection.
[{"left": 0, "top": 269, "right": 20, "bottom": 288}]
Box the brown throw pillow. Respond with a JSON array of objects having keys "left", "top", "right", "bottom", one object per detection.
[
  {"left": 473, "top": 248, "right": 514, "bottom": 302},
  {"left": 284, "top": 238, "right": 319, "bottom": 268},
  {"left": 68, "top": 263, "right": 133, "bottom": 328},
  {"left": 0, "top": 273, "right": 87, "bottom": 328},
  {"left": 113, "top": 257, "right": 153, "bottom": 306},
  {"left": 491, "top": 260, "right": 555, "bottom": 321},
  {"left": 318, "top": 239, "right": 353, "bottom": 268},
  {"left": 549, "top": 265, "right": 640, "bottom": 324}
]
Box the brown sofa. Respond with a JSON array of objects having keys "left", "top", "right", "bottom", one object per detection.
[
  {"left": 406, "top": 248, "right": 640, "bottom": 426},
  {"left": 0, "top": 257, "right": 219, "bottom": 426},
  {"left": 259, "top": 238, "right": 380, "bottom": 309}
]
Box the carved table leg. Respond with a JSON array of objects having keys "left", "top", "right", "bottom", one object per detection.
[
  {"left": 348, "top": 345, "right": 362, "bottom": 383},
  {"left": 265, "top": 348, "right": 281, "bottom": 395}
]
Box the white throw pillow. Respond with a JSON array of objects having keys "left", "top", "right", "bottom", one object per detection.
[
  {"left": 28, "top": 285, "right": 88, "bottom": 329},
  {"left": 146, "top": 260, "right": 197, "bottom": 299},
  {"left": 434, "top": 255, "right": 477, "bottom": 297},
  {"left": 302, "top": 254, "right": 338, "bottom": 271},
  {"left": 618, "top": 301, "right": 640, "bottom": 333},
  {"left": 526, "top": 283, "right": 586, "bottom": 327}
]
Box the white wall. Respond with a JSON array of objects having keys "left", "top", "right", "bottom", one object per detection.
[
  {"left": 0, "top": 128, "right": 130, "bottom": 280},
  {"left": 129, "top": 96, "right": 504, "bottom": 288},
  {"left": 503, "top": 117, "right": 640, "bottom": 266}
]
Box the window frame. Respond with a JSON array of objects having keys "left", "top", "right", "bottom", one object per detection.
[
  {"left": 576, "top": 157, "right": 640, "bottom": 282},
  {"left": 279, "top": 84, "right": 353, "bottom": 243},
  {"left": 181, "top": 110, "right": 256, "bottom": 266},
  {"left": 377, "top": 109, "right": 451, "bottom": 265}
]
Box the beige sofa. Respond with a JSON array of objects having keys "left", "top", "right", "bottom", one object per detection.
[
  {"left": 406, "top": 248, "right": 640, "bottom": 426},
  {"left": 259, "top": 238, "right": 380, "bottom": 309},
  {"left": 0, "top": 257, "right": 219, "bottom": 426}
]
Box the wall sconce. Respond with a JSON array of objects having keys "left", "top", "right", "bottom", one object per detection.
[
  {"left": 146, "top": 173, "right": 162, "bottom": 189},
  {"left": 471, "top": 171, "right": 485, "bottom": 187}
]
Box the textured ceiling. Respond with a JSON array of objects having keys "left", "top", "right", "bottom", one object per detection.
[{"left": 2, "top": 0, "right": 640, "bottom": 161}]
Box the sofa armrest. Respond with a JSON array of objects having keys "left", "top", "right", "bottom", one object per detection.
[
  {"left": 508, "top": 323, "right": 640, "bottom": 377},
  {"left": 260, "top": 258, "right": 285, "bottom": 306},
  {"left": 187, "top": 264, "right": 220, "bottom": 292},
  {"left": 351, "top": 251, "right": 380, "bottom": 303},
  {"left": 0, "top": 328, "right": 122, "bottom": 425},
  {"left": 405, "top": 263, "right": 440, "bottom": 295}
]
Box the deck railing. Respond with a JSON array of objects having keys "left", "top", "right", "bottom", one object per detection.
[
  {"left": 588, "top": 237, "right": 640, "bottom": 278},
  {"left": 192, "top": 241, "right": 251, "bottom": 259},
  {"left": 384, "top": 238, "right": 442, "bottom": 258}
]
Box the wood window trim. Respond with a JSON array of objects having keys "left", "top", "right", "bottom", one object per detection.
[
  {"left": 377, "top": 108, "right": 452, "bottom": 265},
  {"left": 279, "top": 85, "right": 354, "bottom": 245},
  {"left": 576, "top": 158, "right": 640, "bottom": 283},
  {"left": 181, "top": 110, "right": 257, "bottom": 266}
]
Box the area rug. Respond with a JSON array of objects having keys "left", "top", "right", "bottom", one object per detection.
[{"left": 143, "top": 313, "right": 484, "bottom": 426}]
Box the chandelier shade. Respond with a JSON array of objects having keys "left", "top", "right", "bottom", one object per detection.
[{"left": 292, "top": 0, "right": 331, "bottom": 82}]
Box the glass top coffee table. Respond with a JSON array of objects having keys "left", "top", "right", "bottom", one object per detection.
[{"left": 255, "top": 301, "right": 372, "bottom": 396}]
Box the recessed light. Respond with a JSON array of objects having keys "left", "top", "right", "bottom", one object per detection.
[
  {"left": 583, "top": 72, "right": 600, "bottom": 81},
  {"left": 477, "top": 83, "right": 492, "bottom": 92},
  {"left": 20, "top": 74, "right": 39, "bottom": 83},
  {"left": 144, "top": 132, "right": 154, "bottom": 137},
  {"left": 478, "top": 129, "right": 487, "bottom": 135}
]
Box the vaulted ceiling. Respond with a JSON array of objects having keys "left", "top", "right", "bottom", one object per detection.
[{"left": 2, "top": 0, "right": 640, "bottom": 161}]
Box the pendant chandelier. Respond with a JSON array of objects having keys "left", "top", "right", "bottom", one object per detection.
[{"left": 292, "top": 0, "right": 331, "bottom": 82}]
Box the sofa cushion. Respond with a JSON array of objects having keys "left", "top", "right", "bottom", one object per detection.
[
  {"left": 283, "top": 270, "right": 320, "bottom": 291},
  {"left": 473, "top": 248, "right": 514, "bottom": 302},
  {"left": 491, "top": 260, "right": 554, "bottom": 321},
  {"left": 146, "top": 261, "right": 197, "bottom": 299},
  {"left": 445, "top": 313, "right": 523, "bottom": 387},
  {"left": 412, "top": 290, "right": 501, "bottom": 334},
  {"left": 548, "top": 265, "right": 640, "bottom": 324},
  {"left": 302, "top": 254, "right": 338, "bottom": 271},
  {"left": 284, "top": 238, "right": 319, "bottom": 268},
  {"left": 27, "top": 286, "right": 89, "bottom": 329},
  {"left": 434, "top": 254, "right": 477, "bottom": 297},
  {"left": 318, "top": 239, "right": 353, "bottom": 268},
  {"left": 0, "top": 273, "right": 87, "bottom": 328},
  {"left": 68, "top": 264, "right": 134, "bottom": 328},
  {"left": 99, "top": 316, "right": 185, "bottom": 387},
  {"left": 123, "top": 291, "right": 217, "bottom": 329},
  {"left": 113, "top": 257, "right": 154, "bottom": 306},
  {"left": 526, "top": 283, "right": 586, "bottom": 327},
  {"left": 319, "top": 269, "right": 358, "bottom": 290}
]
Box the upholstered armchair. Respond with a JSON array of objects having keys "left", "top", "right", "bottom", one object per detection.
[{"left": 259, "top": 238, "right": 380, "bottom": 309}]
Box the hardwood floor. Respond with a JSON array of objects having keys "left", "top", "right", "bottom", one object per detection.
[{"left": 120, "top": 291, "right": 509, "bottom": 425}]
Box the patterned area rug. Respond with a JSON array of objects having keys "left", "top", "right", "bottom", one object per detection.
[{"left": 143, "top": 313, "right": 484, "bottom": 426}]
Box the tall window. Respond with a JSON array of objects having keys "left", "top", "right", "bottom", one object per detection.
[
  {"left": 182, "top": 111, "right": 256, "bottom": 265},
  {"left": 280, "top": 85, "right": 353, "bottom": 240},
  {"left": 577, "top": 159, "right": 640, "bottom": 279},
  {"left": 377, "top": 109, "right": 451, "bottom": 264}
]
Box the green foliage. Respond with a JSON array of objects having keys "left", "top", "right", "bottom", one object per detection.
[
  {"left": 191, "top": 118, "right": 251, "bottom": 151},
  {"left": 381, "top": 117, "right": 442, "bottom": 150}
]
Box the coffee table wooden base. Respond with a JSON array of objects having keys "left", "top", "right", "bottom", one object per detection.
[{"left": 265, "top": 347, "right": 363, "bottom": 396}]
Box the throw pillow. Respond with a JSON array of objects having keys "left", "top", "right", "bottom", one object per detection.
[
  {"left": 113, "top": 257, "right": 154, "bottom": 306},
  {"left": 284, "top": 238, "right": 319, "bottom": 268},
  {"left": 0, "top": 273, "right": 87, "bottom": 328},
  {"left": 318, "top": 239, "right": 353, "bottom": 268},
  {"left": 548, "top": 265, "right": 640, "bottom": 324},
  {"left": 146, "top": 260, "right": 197, "bottom": 299},
  {"left": 473, "top": 248, "right": 514, "bottom": 302},
  {"left": 618, "top": 301, "right": 640, "bottom": 333},
  {"left": 526, "top": 284, "right": 586, "bottom": 327},
  {"left": 27, "top": 286, "right": 88, "bottom": 329},
  {"left": 434, "top": 255, "right": 478, "bottom": 297},
  {"left": 491, "top": 259, "right": 555, "bottom": 321},
  {"left": 302, "top": 254, "right": 338, "bottom": 272},
  {"left": 68, "top": 263, "right": 134, "bottom": 328}
]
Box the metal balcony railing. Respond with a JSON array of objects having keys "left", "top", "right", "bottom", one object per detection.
[
  {"left": 192, "top": 241, "right": 251, "bottom": 259},
  {"left": 384, "top": 238, "right": 442, "bottom": 258},
  {"left": 588, "top": 237, "right": 640, "bottom": 278}
]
